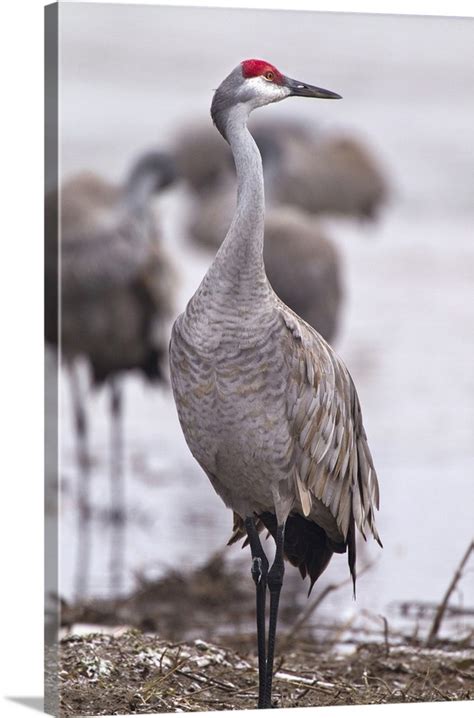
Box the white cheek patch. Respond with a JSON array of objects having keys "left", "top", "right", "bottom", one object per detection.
[{"left": 245, "top": 76, "right": 291, "bottom": 106}]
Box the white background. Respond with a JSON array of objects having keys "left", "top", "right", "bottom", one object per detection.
[{"left": 0, "top": 1, "right": 472, "bottom": 718}]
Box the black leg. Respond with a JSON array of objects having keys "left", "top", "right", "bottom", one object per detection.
[
  {"left": 263, "top": 523, "right": 285, "bottom": 709},
  {"left": 69, "top": 364, "right": 91, "bottom": 600},
  {"left": 109, "top": 380, "right": 125, "bottom": 594},
  {"left": 245, "top": 517, "right": 269, "bottom": 709}
]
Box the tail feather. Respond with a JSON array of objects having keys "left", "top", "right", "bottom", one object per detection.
[
  {"left": 347, "top": 509, "right": 357, "bottom": 599},
  {"left": 259, "top": 512, "right": 341, "bottom": 595}
]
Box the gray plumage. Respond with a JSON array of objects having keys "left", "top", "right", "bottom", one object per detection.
[
  {"left": 190, "top": 193, "right": 342, "bottom": 344},
  {"left": 170, "top": 62, "right": 381, "bottom": 595}
]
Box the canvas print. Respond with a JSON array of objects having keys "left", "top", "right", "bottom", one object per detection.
[{"left": 44, "top": 2, "right": 474, "bottom": 715}]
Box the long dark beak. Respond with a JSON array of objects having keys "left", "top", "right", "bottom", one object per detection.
[{"left": 285, "top": 76, "right": 342, "bottom": 99}]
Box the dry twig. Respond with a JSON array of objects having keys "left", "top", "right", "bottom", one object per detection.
[{"left": 426, "top": 540, "right": 474, "bottom": 647}]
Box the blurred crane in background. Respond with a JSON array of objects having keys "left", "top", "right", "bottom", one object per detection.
[
  {"left": 262, "top": 208, "right": 342, "bottom": 342},
  {"left": 173, "top": 122, "right": 234, "bottom": 198},
  {"left": 253, "top": 119, "right": 388, "bottom": 220},
  {"left": 45, "top": 151, "right": 177, "bottom": 598}
]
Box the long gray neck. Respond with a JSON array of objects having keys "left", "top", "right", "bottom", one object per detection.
[
  {"left": 183, "top": 105, "right": 275, "bottom": 346},
  {"left": 204, "top": 105, "right": 267, "bottom": 290}
]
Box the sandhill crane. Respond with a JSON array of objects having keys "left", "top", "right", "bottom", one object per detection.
[
  {"left": 258, "top": 125, "right": 388, "bottom": 220},
  {"left": 45, "top": 151, "right": 177, "bottom": 598},
  {"left": 169, "top": 60, "right": 381, "bottom": 709},
  {"left": 174, "top": 117, "right": 387, "bottom": 220},
  {"left": 190, "top": 193, "right": 343, "bottom": 343}
]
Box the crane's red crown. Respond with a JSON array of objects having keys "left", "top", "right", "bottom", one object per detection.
[{"left": 241, "top": 59, "right": 285, "bottom": 85}]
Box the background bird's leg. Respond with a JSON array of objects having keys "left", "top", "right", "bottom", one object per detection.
[
  {"left": 263, "top": 523, "right": 285, "bottom": 709},
  {"left": 109, "top": 379, "right": 125, "bottom": 594},
  {"left": 244, "top": 516, "right": 269, "bottom": 709},
  {"left": 69, "top": 363, "right": 91, "bottom": 600}
]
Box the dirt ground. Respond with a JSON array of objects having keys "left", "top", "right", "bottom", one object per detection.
[
  {"left": 58, "top": 629, "right": 473, "bottom": 715},
  {"left": 55, "top": 550, "right": 474, "bottom": 715}
]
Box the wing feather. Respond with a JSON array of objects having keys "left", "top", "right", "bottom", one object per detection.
[{"left": 281, "top": 306, "right": 381, "bottom": 546}]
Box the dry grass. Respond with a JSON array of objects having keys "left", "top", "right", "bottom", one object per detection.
[{"left": 58, "top": 629, "right": 474, "bottom": 715}]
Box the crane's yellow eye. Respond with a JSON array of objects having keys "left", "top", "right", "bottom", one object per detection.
[{"left": 264, "top": 71, "right": 275, "bottom": 81}]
